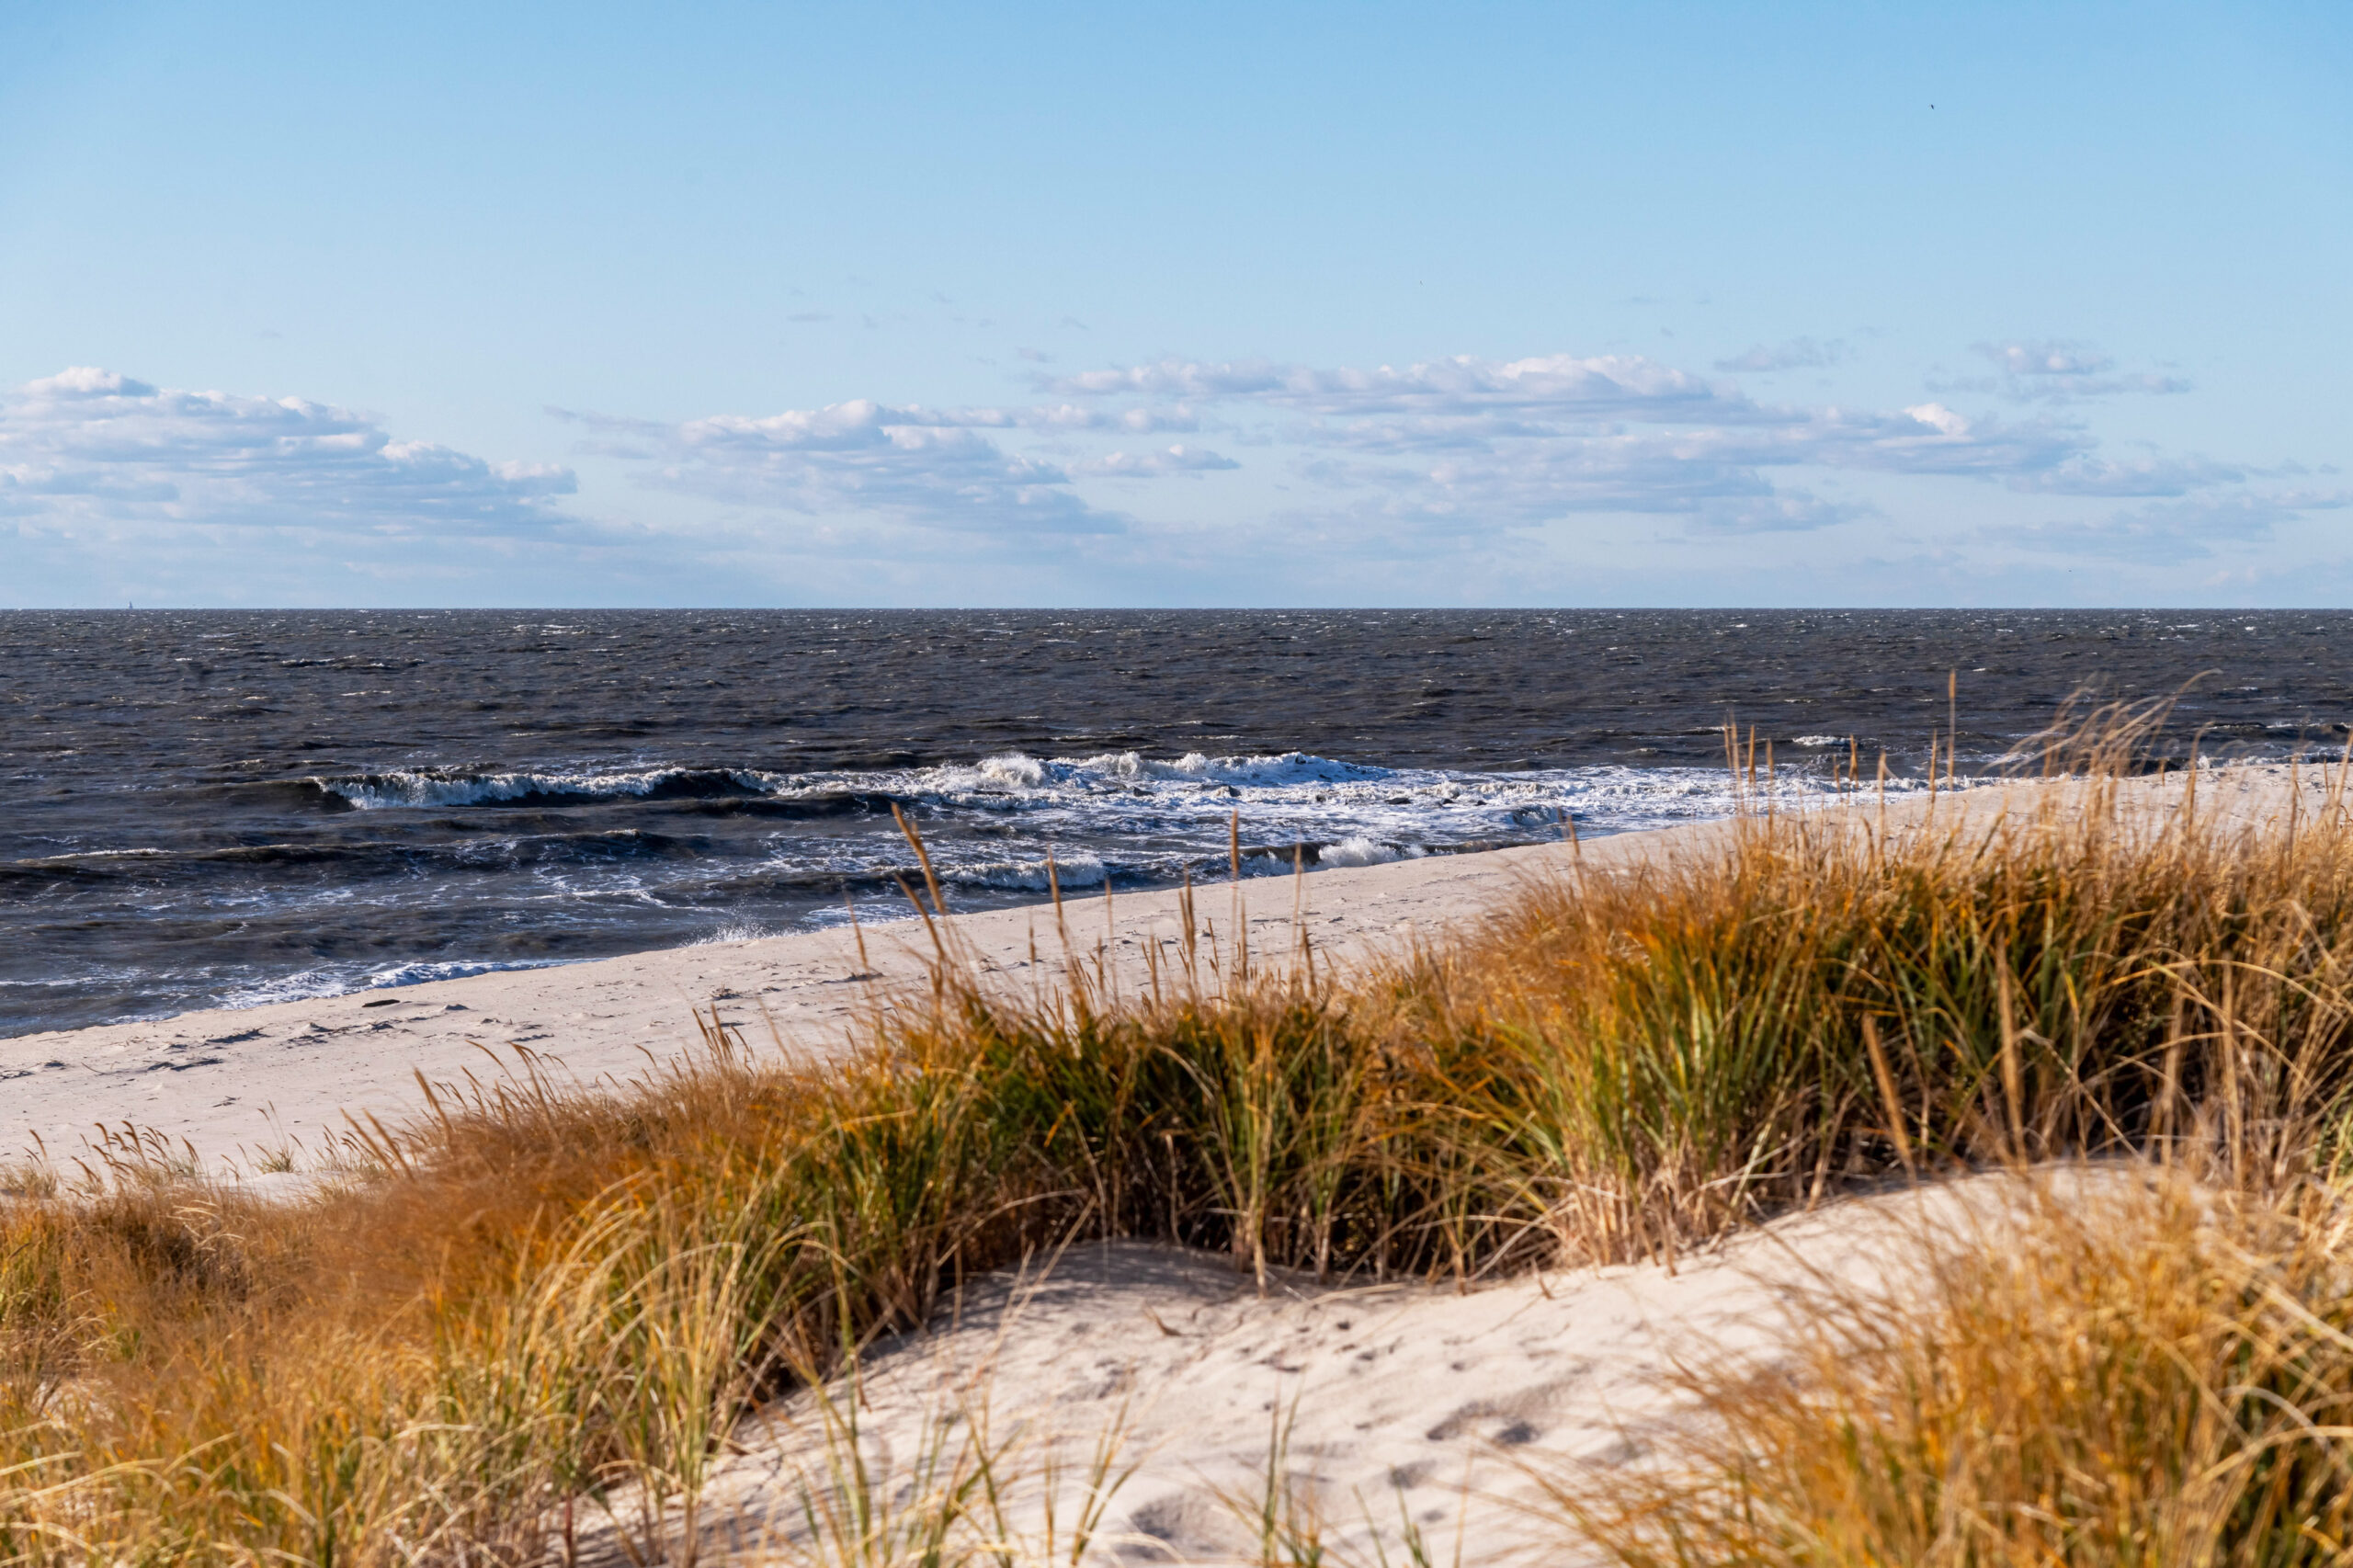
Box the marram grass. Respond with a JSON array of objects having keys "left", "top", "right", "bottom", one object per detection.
[
  {"left": 1547, "top": 1176, "right": 2353, "bottom": 1567},
  {"left": 10, "top": 754, "right": 2353, "bottom": 1562}
]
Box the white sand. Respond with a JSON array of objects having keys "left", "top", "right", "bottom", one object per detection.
[
  {"left": 587, "top": 1170, "right": 2133, "bottom": 1566},
  {"left": 3, "top": 765, "right": 2319, "bottom": 1177}
]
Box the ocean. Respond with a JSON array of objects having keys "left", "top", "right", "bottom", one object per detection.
[{"left": 6, "top": 608, "right": 2348, "bottom": 1038}]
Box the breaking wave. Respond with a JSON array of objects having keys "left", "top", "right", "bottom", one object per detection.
[{"left": 316, "top": 767, "right": 776, "bottom": 810}]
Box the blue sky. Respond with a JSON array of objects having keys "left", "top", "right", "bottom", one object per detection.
[{"left": 1, "top": 2, "right": 2347, "bottom": 607}]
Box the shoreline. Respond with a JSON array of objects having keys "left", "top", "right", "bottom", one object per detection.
[
  {"left": 4, "top": 765, "right": 2312, "bottom": 1177},
  {"left": 2, "top": 826, "right": 1631, "bottom": 1175}
]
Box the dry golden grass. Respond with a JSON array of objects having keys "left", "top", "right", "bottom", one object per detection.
[
  {"left": 1547, "top": 1176, "right": 2353, "bottom": 1566},
  {"left": 9, "top": 715, "right": 2353, "bottom": 1562}
]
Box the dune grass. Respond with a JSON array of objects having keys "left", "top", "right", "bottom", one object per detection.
[
  {"left": 1548, "top": 1176, "right": 2353, "bottom": 1566},
  {"left": 10, "top": 730, "right": 2353, "bottom": 1562}
]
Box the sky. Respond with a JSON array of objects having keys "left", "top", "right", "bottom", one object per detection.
[{"left": 0, "top": 2, "right": 2347, "bottom": 608}]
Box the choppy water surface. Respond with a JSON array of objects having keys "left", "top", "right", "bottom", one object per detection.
[{"left": 7, "top": 609, "right": 2350, "bottom": 1035}]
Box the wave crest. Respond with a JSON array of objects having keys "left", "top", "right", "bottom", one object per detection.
[{"left": 320, "top": 767, "right": 777, "bottom": 810}]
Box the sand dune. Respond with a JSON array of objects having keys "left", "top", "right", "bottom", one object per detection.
[{"left": 578, "top": 1169, "right": 2133, "bottom": 1565}]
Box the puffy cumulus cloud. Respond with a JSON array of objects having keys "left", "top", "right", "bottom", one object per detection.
[
  {"left": 1715, "top": 336, "right": 1847, "bottom": 373},
  {"left": 1241, "top": 385, "right": 2090, "bottom": 538},
  {"left": 564, "top": 400, "right": 1129, "bottom": 536},
  {"left": 1287, "top": 353, "right": 1721, "bottom": 416},
  {"left": 582, "top": 343, "right": 2319, "bottom": 564},
  {"left": 1067, "top": 445, "right": 1239, "bottom": 479},
  {"left": 595, "top": 353, "right": 2003, "bottom": 546},
  {"left": 32, "top": 367, "right": 160, "bottom": 397},
  {"left": 1045, "top": 352, "right": 2328, "bottom": 550},
  {"left": 1008, "top": 403, "right": 1201, "bottom": 434},
  {"left": 0, "top": 368, "right": 574, "bottom": 533},
  {"left": 1042, "top": 353, "right": 1724, "bottom": 419},
  {"left": 1802, "top": 404, "right": 2088, "bottom": 478},
  {"left": 1040, "top": 359, "right": 1292, "bottom": 400}
]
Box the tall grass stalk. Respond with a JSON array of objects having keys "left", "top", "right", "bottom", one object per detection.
[{"left": 9, "top": 734, "right": 2353, "bottom": 1560}]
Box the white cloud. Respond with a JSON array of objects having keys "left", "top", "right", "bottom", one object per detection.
[
  {"left": 1041, "top": 358, "right": 1292, "bottom": 400},
  {"left": 1067, "top": 445, "right": 1239, "bottom": 479},
  {"left": 588, "top": 347, "right": 2303, "bottom": 553},
  {"left": 1008, "top": 403, "right": 1201, "bottom": 434},
  {"left": 1043, "top": 353, "right": 1725, "bottom": 419},
  {"left": 0, "top": 368, "right": 574, "bottom": 534},
  {"left": 31, "top": 367, "right": 159, "bottom": 397},
  {"left": 1901, "top": 402, "right": 1971, "bottom": 436},
  {"left": 564, "top": 400, "right": 1127, "bottom": 535},
  {"left": 17, "top": 340, "right": 2330, "bottom": 604},
  {"left": 1222, "top": 376, "right": 2094, "bottom": 536}
]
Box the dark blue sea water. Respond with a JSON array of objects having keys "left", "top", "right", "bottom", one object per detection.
[{"left": 6, "top": 608, "right": 2348, "bottom": 1037}]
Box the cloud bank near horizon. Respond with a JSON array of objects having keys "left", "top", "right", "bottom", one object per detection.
[
  {"left": 576, "top": 347, "right": 2327, "bottom": 557},
  {"left": 2, "top": 343, "right": 2339, "bottom": 602},
  {"left": 0, "top": 369, "right": 574, "bottom": 534}
]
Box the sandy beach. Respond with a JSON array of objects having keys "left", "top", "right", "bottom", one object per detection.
[
  {"left": 6, "top": 764, "right": 2319, "bottom": 1178},
  {"left": 6, "top": 812, "right": 1685, "bottom": 1176}
]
